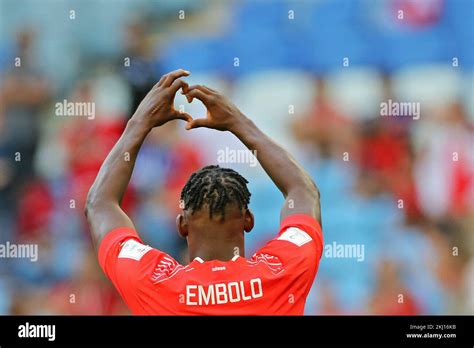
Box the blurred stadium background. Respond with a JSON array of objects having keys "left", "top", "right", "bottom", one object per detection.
[{"left": 0, "top": 0, "right": 473, "bottom": 315}]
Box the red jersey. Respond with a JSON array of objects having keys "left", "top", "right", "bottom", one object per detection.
[{"left": 98, "top": 214, "right": 323, "bottom": 315}]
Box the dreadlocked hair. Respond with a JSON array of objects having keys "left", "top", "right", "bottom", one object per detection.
[{"left": 180, "top": 165, "right": 251, "bottom": 220}]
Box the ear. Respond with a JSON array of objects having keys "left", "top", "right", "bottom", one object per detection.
[
  {"left": 176, "top": 213, "right": 188, "bottom": 239},
  {"left": 243, "top": 209, "right": 254, "bottom": 233}
]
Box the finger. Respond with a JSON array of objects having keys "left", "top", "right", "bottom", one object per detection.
[
  {"left": 162, "top": 69, "right": 190, "bottom": 87},
  {"left": 184, "top": 89, "right": 211, "bottom": 104},
  {"left": 181, "top": 83, "right": 190, "bottom": 94},
  {"left": 201, "top": 85, "right": 218, "bottom": 93},
  {"left": 155, "top": 74, "right": 168, "bottom": 88},
  {"left": 185, "top": 118, "right": 210, "bottom": 130},
  {"left": 169, "top": 79, "right": 188, "bottom": 95},
  {"left": 173, "top": 110, "right": 193, "bottom": 122},
  {"left": 156, "top": 69, "right": 180, "bottom": 88},
  {"left": 186, "top": 84, "right": 215, "bottom": 94}
]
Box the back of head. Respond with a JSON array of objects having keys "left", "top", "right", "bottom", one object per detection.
[
  {"left": 178, "top": 165, "right": 254, "bottom": 260},
  {"left": 180, "top": 165, "right": 251, "bottom": 222}
]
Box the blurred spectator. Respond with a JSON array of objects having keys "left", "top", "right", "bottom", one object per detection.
[
  {"left": 0, "top": 28, "right": 50, "bottom": 218},
  {"left": 48, "top": 251, "right": 127, "bottom": 315},
  {"left": 370, "top": 260, "right": 421, "bottom": 315},
  {"left": 121, "top": 18, "right": 159, "bottom": 114}
]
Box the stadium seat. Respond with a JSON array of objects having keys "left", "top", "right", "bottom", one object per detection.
[
  {"left": 325, "top": 68, "right": 385, "bottom": 121},
  {"left": 232, "top": 69, "right": 317, "bottom": 156}
]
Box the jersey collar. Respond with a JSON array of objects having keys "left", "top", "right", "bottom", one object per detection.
[
  {"left": 193, "top": 257, "right": 205, "bottom": 263},
  {"left": 192, "top": 255, "right": 240, "bottom": 263}
]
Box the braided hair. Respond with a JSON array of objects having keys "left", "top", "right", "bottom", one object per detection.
[{"left": 180, "top": 165, "right": 251, "bottom": 220}]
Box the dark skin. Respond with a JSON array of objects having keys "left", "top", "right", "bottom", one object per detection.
[
  {"left": 85, "top": 69, "right": 192, "bottom": 247},
  {"left": 85, "top": 69, "right": 321, "bottom": 262},
  {"left": 179, "top": 203, "right": 254, "bottom": 261}
]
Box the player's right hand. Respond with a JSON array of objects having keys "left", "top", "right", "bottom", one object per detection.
[{"left": 183, "top": 85, "right": 247, "bottom": 132}]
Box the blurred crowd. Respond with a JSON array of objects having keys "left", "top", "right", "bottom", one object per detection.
[{"left": 0, "top": 0, "right": 472, "bottom": 315}]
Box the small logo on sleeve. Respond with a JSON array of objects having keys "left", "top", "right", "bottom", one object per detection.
[
  {"left": 277, "top": 227, "right": 312, "bottom": 246},
  {"left": 118, "top": 239, "right": 152, "bottom": 261}
]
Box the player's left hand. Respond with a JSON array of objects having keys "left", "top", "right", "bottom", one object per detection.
[{"left": 131, "top": 69, "right": 193, "bottom": 129}]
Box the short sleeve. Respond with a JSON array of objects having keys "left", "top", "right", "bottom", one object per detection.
[
  {"left": 98, "top": 227, "right": 142, "bottom": 272},
  {"left": 98, "top": 227, "right": 179, "bottom": 312},
  {"left": 251, "top": 214, "right": 324, "bottom": 296},
  {"left": 278, "top": 214, "right": 324, "bottom": 257}
]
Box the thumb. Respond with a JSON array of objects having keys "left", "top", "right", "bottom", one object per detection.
[
  {"left": 174, "top": 111, "right": 193, "bottom": 122},
  {"left": 185, "top": 118, "right": 210, "bottom": 130}
]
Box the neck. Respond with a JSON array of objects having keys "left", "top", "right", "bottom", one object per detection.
[
  {"left": 189, "top": 238, "right": 245, "bottom": 262},
  {"left": 185, "top": 208, "right": 247, "bottom": 262}
]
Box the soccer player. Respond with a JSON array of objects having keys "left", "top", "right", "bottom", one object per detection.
[{"left": 85, "top": 69, "right": 323, "bottom": 315}]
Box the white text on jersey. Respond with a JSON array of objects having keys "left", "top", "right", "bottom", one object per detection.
[{"left": 185, "top": 278, "right": 263, "bottom": 306}]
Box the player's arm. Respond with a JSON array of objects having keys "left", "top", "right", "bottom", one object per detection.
[
  {"left": 85, "top": 69, "right": 192, "bottom": 248},
  {"left": 184, "top": 85, "right": 321, "bottom": 224}
]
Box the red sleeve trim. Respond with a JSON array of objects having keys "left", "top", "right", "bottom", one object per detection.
[
  {"left": 279, "top": 214, "right": 324, "bottom": 249},
  {"left": 98, "top": 227, "right": 141, "bottom": 270}
]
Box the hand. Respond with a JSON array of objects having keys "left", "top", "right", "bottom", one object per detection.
[
  {"left": 183, "top": 85, "right": 247, "bottom": 132},
  {"left": 131, "top": 69, "right": 193, "bottom": 130}
]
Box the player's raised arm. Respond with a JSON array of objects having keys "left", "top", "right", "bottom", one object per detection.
[
  {"left": 184, "top": 85, "right": 321, "bottom": 224},
  {"left": 85, "top": 69, "right": 192, "bottom": 248}
]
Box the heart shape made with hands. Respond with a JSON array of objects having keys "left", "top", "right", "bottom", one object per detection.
[
  {"left": 147, "top": 68, "right": 243, "bottom": 132},
  {"left": 175, "top": 87, "right": 209, "bottom": 122},
  {"left": 173, "top": 83, "right": 219, "bottom": 131}
]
